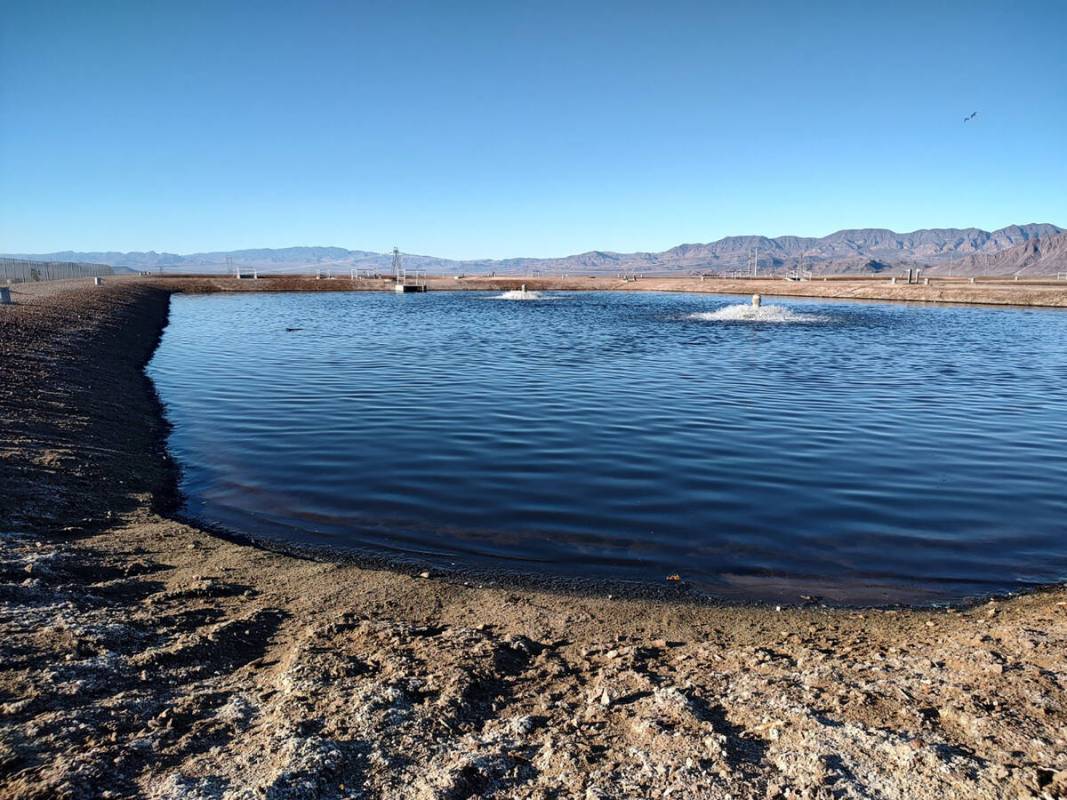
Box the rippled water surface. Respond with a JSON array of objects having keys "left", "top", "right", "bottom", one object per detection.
[{"left": 147, "top": 291, "right": 1067, "bottom": 604}]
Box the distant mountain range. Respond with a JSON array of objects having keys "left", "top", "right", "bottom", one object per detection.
[
  {"left": 924, "top": 231, "right": 1067, "bottom": 276},
  {"left": 7, "top": 223, "right": 1066, "bottom": 277}
]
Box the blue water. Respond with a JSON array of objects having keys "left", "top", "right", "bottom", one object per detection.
[{"left": 147, "top": 291, "right": 1067, "bottom": 604}]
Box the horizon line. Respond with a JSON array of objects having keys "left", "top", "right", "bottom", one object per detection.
[{"left": 3, "top": 221, "right": 1063, "bottom": 263}]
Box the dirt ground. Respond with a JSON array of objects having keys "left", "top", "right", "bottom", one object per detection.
[
  {"left": 1, "top": 278, "right": 1065, "bottom": 799},
  {"left": 86, "top": 271, "right": 1067, "bottom": 307}
]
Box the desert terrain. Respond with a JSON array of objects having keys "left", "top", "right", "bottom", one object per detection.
[{"left": 1, "top": 277, "right": 1065, "bottom": 799}]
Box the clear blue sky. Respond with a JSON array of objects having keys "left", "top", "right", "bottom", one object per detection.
[{"left": 2, "top": 0, "right": 1064, "bottom": 259}]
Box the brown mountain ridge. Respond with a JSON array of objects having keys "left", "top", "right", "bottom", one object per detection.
[{"left": 6, "top": 223, "right": 1064, "bottom": 277}]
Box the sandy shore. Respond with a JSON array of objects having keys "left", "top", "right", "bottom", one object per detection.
[{"left": 1, "top": 278, "right": 1066, "bottom": 799}]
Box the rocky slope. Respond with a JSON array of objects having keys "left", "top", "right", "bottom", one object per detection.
[{"left": 932, "top": 232, "right": 1067, "bottom": 276}]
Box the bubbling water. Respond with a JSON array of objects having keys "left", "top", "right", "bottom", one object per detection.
[
  {"left": 689, "top": 303, "right": 826, "bottom": 323},
  {"left": 492, "top": 289, "right": 546, "bottom": 300}
]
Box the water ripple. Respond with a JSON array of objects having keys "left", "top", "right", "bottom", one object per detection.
[{"left": 147, "top": 291, "right": 1067, "bottom": 604}]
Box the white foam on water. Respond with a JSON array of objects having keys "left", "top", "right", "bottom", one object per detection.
[
  {"left": 491, "top": 290, "right": 547, "bottom": 300},
  {"left": 689, "top": 304, "right": 826, "bottom": 323}
]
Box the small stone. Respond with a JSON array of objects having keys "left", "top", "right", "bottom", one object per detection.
[{"left": 418, "top": 571, "right": 431, "bottom": 579}]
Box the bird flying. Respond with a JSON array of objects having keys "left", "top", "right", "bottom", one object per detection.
[{"left": 964, "top": 111, "right": 978, "bottom": 122}]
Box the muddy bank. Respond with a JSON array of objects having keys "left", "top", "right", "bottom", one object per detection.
[{"left": 1, "top": 281, "right": 1065, "bottom": 799}]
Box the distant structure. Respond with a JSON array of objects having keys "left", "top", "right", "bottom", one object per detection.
[
  {"left": 228, "top": 255, "right": 257, "bottom": 280},
  {"left": 787, "top": 252, "right": 813, "bottom": 281},
  {"left": 0, "top": 257, "right": 113, "bottom": 285},
  {"left": 749, "top": 246, "right": 759, "bottom": 278},
  {"left": 391, "top": 247, "right": 426, "bottom": 293}
]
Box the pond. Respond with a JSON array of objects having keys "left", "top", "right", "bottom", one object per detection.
[{"left": 147, "top": 290, "right": 1067, "bottom": 604}]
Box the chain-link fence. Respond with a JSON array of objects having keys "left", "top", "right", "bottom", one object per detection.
[{"left": 0, "top": 258, "right": 115, "bottom": 284}]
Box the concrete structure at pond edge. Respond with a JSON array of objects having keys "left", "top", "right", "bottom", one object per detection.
[
  {"left": 391, "top": 247, "right": 427, "bottom": 292},
  {"left": 0, "top": 287, "right": 11, "bottom": 304}
]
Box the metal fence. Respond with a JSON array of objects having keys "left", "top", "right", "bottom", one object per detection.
[{"left": 0, "top": 258, "right": 114, "bottom": 284}]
